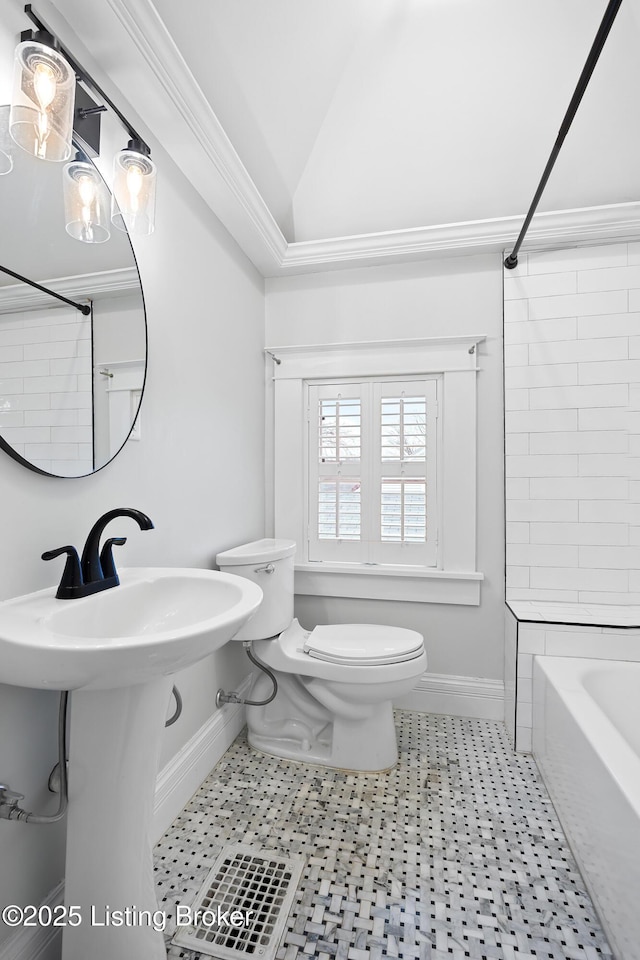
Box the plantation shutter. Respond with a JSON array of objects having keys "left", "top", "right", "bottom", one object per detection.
[
  {"left": 370, "top": 379, "right": 437, "bottom": 565},
  {"left": 308, "top": 378, "right": 438, "bottom": 566},
  {"left": 308, "top": 382, "right": 366, "bottom": 562}
]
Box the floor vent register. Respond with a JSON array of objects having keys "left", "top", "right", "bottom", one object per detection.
[{"left": 172, "top": 844, "right": 305, "bottom": 960}]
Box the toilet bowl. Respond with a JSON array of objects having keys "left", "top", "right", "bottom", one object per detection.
[{"left": 216, "top": 539, "right": 427, "bottom": 771}]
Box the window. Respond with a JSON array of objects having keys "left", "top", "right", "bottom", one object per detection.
[
  {"left": 269, "top": 337, "right": 484, "bottom": 605},
  {"left": 308, "top": 378, "right": 438, "bottom": 566}
]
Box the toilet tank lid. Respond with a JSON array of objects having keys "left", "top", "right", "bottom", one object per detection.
[{"left": 216, "top": 538, "right": 296, "bottom": 566}]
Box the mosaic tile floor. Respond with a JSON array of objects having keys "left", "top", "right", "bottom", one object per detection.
[{"left": 154, "top": 712, "right": 614, "bottom": 960}]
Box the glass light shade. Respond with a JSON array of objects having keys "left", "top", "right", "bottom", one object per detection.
[
  {"left": 63, "top": 158, "right": 111, "bottom": 243},
  {"left": 10, "top": 39, "right": 75, "bottom": 162},
  {"left": 0, "top": 105, "right": 13, "bottom": 175},
  {"left": 111, "top": 147, "right": 156, "bottom": 236}
]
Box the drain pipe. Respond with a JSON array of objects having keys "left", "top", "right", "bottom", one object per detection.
[
  {"left": 216, "top": 641, "right": 278, "bottom": 708},
  {"left": 504, "top": 0, "right": 624, "bottom": 270},
  {"left": 0, "top": 691, "right": 69, "bottom": 823}
]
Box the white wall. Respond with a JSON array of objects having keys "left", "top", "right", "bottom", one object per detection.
[
  {"left": 504, "top": 242, "right": 640, "bottom": 603},
  {"left": 0, "top": 145, "right": 265, "bottom": 943},
  {"left": 265, "top": 254, "right": 505, "bottom": 683}
]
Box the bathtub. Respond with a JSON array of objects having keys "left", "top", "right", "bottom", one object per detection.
[{"left": 533, "top": 656, "right": 640, "bottom": 960}]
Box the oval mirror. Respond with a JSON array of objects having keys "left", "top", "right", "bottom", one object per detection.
[{"left": 0, "top": 127, "right": 146, "bottom": 478}]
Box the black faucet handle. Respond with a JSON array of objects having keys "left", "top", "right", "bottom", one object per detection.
[
  {"left": 41, "top": 546, "right": 83, "bottom": 599},
  {"left": 99, "top": 537, "right": 127, "bottom": 582}
]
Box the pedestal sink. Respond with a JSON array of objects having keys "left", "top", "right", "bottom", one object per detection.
[{"left": 0, "top": 568, "right": 262, "bottom": 960}]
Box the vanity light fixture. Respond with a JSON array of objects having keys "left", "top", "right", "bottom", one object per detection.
[
  {"left": 10, "top": 5, "right": 158, "bottom": 241},
  {"left": 111, "top": 139, "right": 157, "bottom": 236},
  {"left": 63, "top": 151, "right": 111, "bottom": 244},
  {"left": 9, "top": 27, "right": 75, "bottom": 162}
]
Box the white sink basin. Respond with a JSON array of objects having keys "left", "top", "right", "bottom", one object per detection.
[
  {"left": 0, "top": 565, "right": 263, "bottom": 960},
  {"left": 0, "top": 567, "right": 263, "bottom": 690}
]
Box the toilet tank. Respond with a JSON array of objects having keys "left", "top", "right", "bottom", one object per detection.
[{"left": 215, "top": 539, "right": 296, "bottom": 641}]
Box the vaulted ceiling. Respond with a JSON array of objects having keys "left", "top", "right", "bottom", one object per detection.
[
  {"left": 151, "top": 0, "right": 640, "bottom": 242},
  {"left": 7, "top": 0, "right": 640, "bottom": 274}
]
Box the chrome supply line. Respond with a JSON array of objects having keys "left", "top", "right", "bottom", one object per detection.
[{"left": 216, "top": 640, "right": 278, "bottom": 708}]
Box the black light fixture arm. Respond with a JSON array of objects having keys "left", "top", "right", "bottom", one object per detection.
[
  {"left": 0, "top": 264, "right": 91, "bottom": 316},
  {"left": 504, "top": 0, "right": 624, "bottom": 270},
  {"left": 24, "top": 4, "right": 150, "bottom": 154}
]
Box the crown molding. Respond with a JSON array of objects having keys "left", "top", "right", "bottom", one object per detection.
[
  {"left": 103, "top": 0, "right": 287, "bottom": 273},
  {"left": 0, "top": 268, "right": 140, "bottom": 314},
  {"left": 49, "top": 0, "right": 640, "bottom": 278},
  {"left": 278, "top": 202, "right": 640, "bottom": 275}
]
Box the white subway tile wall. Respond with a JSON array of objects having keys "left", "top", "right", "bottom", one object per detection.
[
  {"left": 0, "top": 307, "right": 92, "bottom": 474},
  {"left": 504, "top": 242, "right": 640, "bottom": 604},
  {"left": 506, "top": 613, "right": 640, "bottom": 750}
]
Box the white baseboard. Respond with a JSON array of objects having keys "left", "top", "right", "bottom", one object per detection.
[
  {"left": 395, "top": 672, "right": 504, "bottom": 721},
  {"left": 152, "top": 674, "right": 251, "bottom": 843},
  {"left": 0, "top": 882, "right": 64, "bottom": 960}
]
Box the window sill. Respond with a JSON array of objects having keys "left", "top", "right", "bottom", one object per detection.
[{"left": 294, "top": 563, "right": 483, "bottom": 605}]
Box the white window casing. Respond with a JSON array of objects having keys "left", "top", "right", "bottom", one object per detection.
[{"left": 268, "top": 336, "right": 485, "bottom": 605}]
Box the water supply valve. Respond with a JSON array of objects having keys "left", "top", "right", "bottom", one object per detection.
[
  {"left": 216, "top": 688, "right": 242, "bottom": 707},
  {"left": 0, "top": 784, "right": 25, "bottom": 820}
]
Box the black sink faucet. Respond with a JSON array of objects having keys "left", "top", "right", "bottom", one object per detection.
[{"left": 42, "top": 508, "right": 154, "bottom": 599}]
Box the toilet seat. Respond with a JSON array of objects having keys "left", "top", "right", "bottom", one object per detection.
[
  {"left": 303, "top": 623, "right": 424, "bottom": 666},
  {"left": 252, "top": 619, "right": 426, "bottom": 685}
]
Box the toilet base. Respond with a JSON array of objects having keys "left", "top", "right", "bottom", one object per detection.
[
  {"left": 248, "top": 736, "right": 398, "bottom": 773},
  {"left": 247, "top": 689, "right": 399, "bottom": 772}
]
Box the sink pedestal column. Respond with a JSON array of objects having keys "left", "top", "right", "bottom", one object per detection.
[{"left": 61, "top": 677, "right": 173, "bottom": 960}]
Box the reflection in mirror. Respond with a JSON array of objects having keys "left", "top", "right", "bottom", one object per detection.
[
  {"left": 0, "top": 129, "right": 146, "bottom": 478},
  {"left": 0, "top": 104, "right": 13, "bottom": 175}
]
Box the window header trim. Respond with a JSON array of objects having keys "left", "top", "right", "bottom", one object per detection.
[{"left": 266, "top": 336, "right": 486, "bottom": 380}]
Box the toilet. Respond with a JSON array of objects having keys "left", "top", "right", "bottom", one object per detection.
[{"left": 216, "top": 538, "right": 427, "bottom": 772}]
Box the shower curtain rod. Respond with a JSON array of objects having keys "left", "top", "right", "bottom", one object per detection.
[
  {"left": 0, "top": 264, "right": 91, "bottom": 315},
  {"left": 504, "top": 0, "right": 624, "bottom": 270}
]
